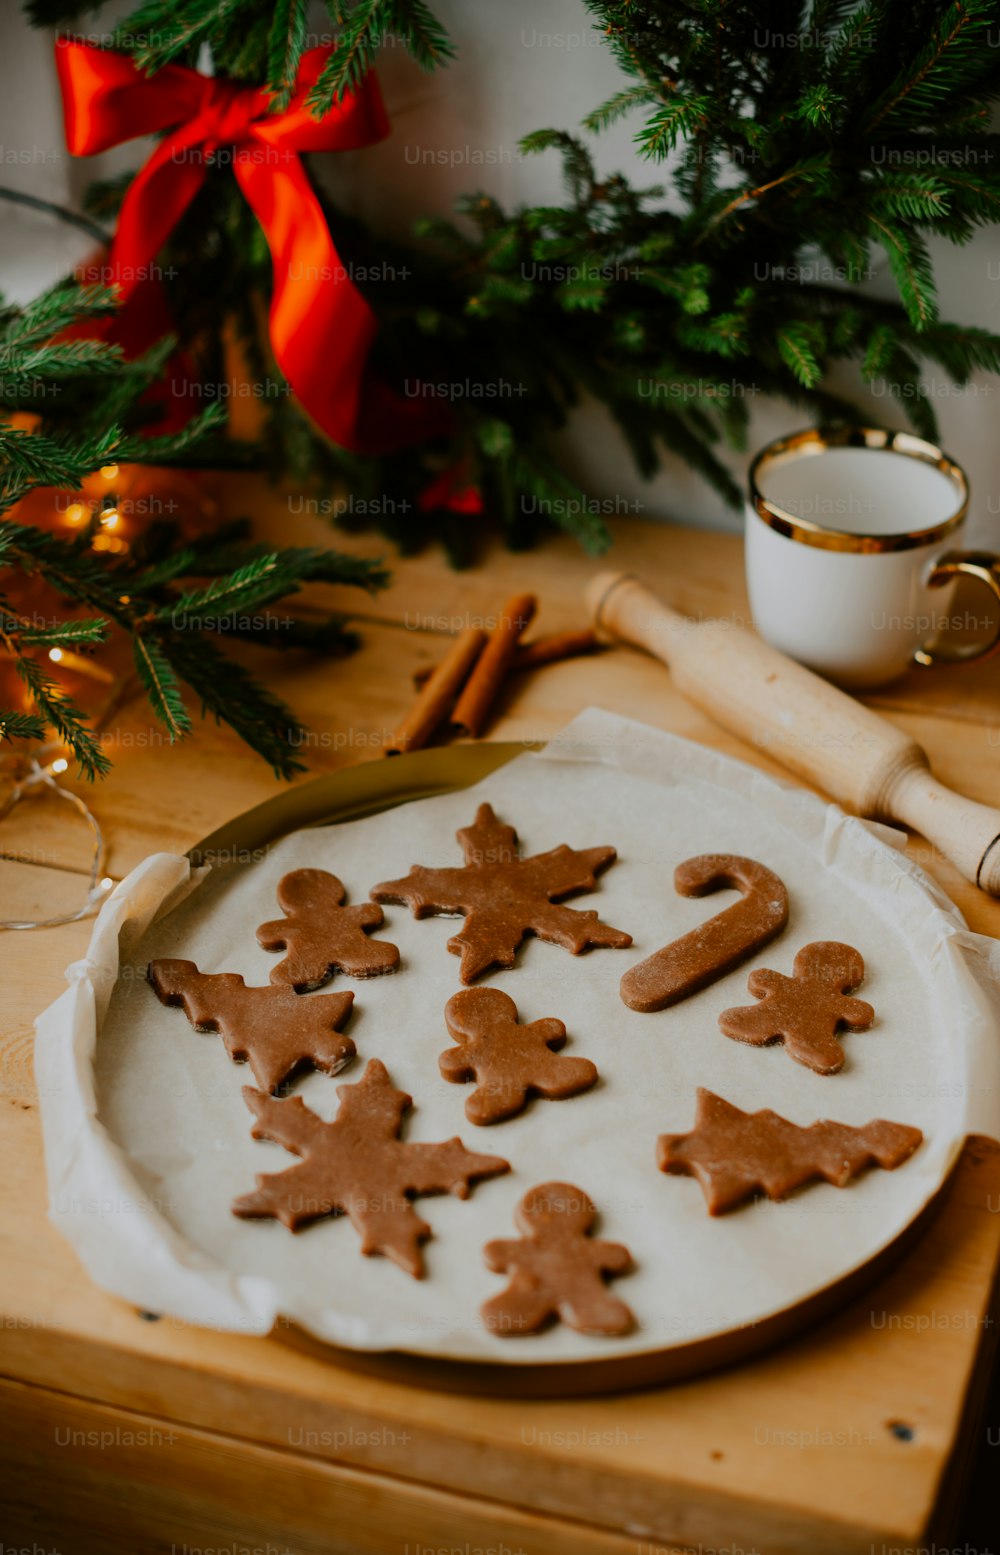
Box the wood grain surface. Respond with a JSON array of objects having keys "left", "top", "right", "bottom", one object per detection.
[{"left": 4, "top": 485, "right": 1000, "bottom": 1555}]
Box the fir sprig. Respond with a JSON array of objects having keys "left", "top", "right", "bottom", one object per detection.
[
  {"left": 1, "top": 281, "right": 388, "bottom": 777},
  {"left": 23, "top": 0, "right": 1000, "bottom": 558}
]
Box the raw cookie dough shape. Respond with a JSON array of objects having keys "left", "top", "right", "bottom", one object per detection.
[
  {"left": 232, "top": 1057, "right": 510, "bottom": 1277},
  {"left": 441, "top": 987, "right": 598, "bottom": 1125},
  {"left": 482, "top": 1181, "right": 634, "bottom": 1336},
  {"left": 256, "top": 869, "right": 399, "bottom": 991},
  {"left": 621, "top": 854, "right": 789, "bottom": 1013},
  {"left": 148, "top": 958, "right": 356, "bottom": 1094},
  {"left": 657, "top": 1088, "right": 922, "bottom": 1215},
  {"left": 372, "top": 802, "right": 632, "bottom": 983},
  {"left": 718, "top": 941, "right": 874, "bottom": 1075}
]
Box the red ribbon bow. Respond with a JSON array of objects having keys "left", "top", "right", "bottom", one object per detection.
[{"left": 55, "top": 40, "right": 444, "bottom": 453}]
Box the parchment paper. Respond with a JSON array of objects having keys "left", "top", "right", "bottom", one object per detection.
[{"left": 35, "top": 709, "right": 1000, "bottom": 1362}]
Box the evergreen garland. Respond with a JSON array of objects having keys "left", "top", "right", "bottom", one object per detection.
[
  {"left": 24, "top": 0, "right": 1000, "bottom": 560},
  {"left": 0, "top": 281, "right": 386, "bottom": 776},
  {"left": 7, "top": 1, "right": 1000, "bottom": 773}
]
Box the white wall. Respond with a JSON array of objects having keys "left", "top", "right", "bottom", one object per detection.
[{"left": 3, "top": 0, "right": 999, "bottom": 543}]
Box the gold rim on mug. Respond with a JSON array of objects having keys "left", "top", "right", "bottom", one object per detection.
[{"left": 749, "top": 426, "right": 969, "bottom": 554}]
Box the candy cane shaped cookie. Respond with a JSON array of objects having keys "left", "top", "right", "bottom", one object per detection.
[{"left": 621, "top": 854, "right": 789, "bottom": 1013}]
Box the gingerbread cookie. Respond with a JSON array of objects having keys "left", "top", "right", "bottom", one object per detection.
[
  {"left": 372, "top": 802, "right": 632, "bottom": 983},
  {"left": 441, "top": 988, "right": 598, "bottom": 1125},
  {"left": 657, "top": 1088, "right": 922, "bottom": 1215},
  {"left": 718, "top": 941, "right": 874, "bottom": 1074},
  {"left": 233, "top": 1058, "right": 509, "bottom": 1277},
  {"left": 256, "top": 869, "right": 399, "bottom": 991},
  {"left": 621, "top": 854, "right": 788, "bottom": 1012},
  {"left": 482, "top": 1182, "right": 634, "bottom": 1336},
  {"left": 148, "top": 959, "right": 355, "bottom": 1094}
]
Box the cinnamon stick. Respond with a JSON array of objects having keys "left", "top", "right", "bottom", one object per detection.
[
  {"left": 450, "top": 592, "right": 537, "bottom": 737},
  {"left": 414, "top": 626, "right": 601, "bottom": 686},
  {"left": 385, "top": 626, "right": 487, "bottom": 756},
  {"left": 511, "top": 628, "right": 602, "bottom": 671}
]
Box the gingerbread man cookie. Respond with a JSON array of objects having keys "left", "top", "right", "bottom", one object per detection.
[
  {"left": 441, "top": 988, "right": 598, "bottom": 1125},
  {"left": 256, "top": 868, "right": 399, "bottom": 991},
  {"left": 718, "top": 941, "right": 874, "bottom": 1074},
  {"left": 481, "top": 1181, "right": 634, "bottom": 1336}
]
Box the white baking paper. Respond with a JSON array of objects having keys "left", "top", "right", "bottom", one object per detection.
[{"left": 34, "top": 709, "right": 1000, "bottom": 1363}]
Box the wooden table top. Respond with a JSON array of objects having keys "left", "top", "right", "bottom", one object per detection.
[{"left": 3, "top": 483, "right": 1000, "bottom": 1555}]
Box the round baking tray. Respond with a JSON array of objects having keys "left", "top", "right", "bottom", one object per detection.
[{"left": 177, "top": 743, "right": 961, "bottom": 1395}]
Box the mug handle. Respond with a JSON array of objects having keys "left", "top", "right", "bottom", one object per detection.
[{"left": 915, "top": 550, "right": 1000, "bottom": 667}]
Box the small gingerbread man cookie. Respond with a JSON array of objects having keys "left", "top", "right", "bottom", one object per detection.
[
  {"left": 440, "top": 988, "right": 598, "bottom": 1125},
  {"left": 256, "top": 869, "right": 399, "bottom": 991},
  {"left": 718, "top": 940, "right": 874, "bottom": 1075},
  {"left": 481, "top": 1182, "right": 634, "bottom": 1337}
]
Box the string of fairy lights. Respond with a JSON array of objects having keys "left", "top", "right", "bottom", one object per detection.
[
  {"left": 1, "top": 461, "right": 136, "bottom": 929},
  {"left": 0, "top": 744, "right": 112, "bottom": 930},
  {"left": 47, "top": 462, "right": 127, "bottom": 686}
]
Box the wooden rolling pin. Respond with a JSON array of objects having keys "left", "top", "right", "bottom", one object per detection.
[{"left": 588, "top": 571, "right": 1000, "bottom": 895}]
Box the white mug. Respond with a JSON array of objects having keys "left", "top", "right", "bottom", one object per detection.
[{"left": 745, "top": 426, "right": 1000, "bottom": 690}]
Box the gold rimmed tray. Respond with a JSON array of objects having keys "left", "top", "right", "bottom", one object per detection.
[{"left": 140, "top": 735, "right": 979, "bottom": 1395}]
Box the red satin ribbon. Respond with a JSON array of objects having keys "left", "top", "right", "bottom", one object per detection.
[{"left": 55, "top": 40, "right": 445, "bottom": 453}]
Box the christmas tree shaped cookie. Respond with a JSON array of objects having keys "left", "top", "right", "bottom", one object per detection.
[
  {"left": 657, "top": 1088, "right": 922, "bottom": 1214},
  {"left": 148, "top": 958, "right": 355, "bottom": 1094}
]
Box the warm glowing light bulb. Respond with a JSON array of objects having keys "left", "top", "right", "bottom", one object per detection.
[
  {"left": 101, "top": 508, "right": 119, "bottom": 529},
  {"left": 64, "top": 502, "right": 86, "bottom": 525},
  {"left": 100, "top": 464, "right": 119, "bottom": 481},
  {"left": 48, "top": 647, "right": 64, "bottom": 663},
  {"left": 51, "top": 757, "right": 68, "bottom": 774}
]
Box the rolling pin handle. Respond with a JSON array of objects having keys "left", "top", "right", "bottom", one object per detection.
[{"left": 587, "top": 569, "right": 1000, "bottom": 898}]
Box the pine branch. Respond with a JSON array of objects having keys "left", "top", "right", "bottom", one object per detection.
[
  {"left": 111, "top": 0, "right": 249, "bottom": 74},
  {"left": 111, "top": 404, "right": 228, "bottom": 465},
  {"left": 386, "top": 0, "right": 454, "bottom": 73},
  {"left": 867, "top": 216, "right": 938, "bottom": 330},
  {"left": 0, "top": 425, "right": 122, "bottom": 509},
  {"left": 863, "top": 1, "right": 999, "bottom": 136},
  {"left": 11, "top": 617, "right": 108, "bottom": 648},
  {"left": 154, "top": 553, "right": 287, "bottom": 620},
  {"left": 582, "top": 85, "right": 656, "bottom": 134},
  {"left": 132, "top": 635, "right": 192, "bottom": 741},
  {"left": 22, "top": 0, "right": 1000, "bottom": 554},
  {"left": 266, "top": 0, "right": 310, "bottom": 110},
  {"left": 0, "top": 341, "right": 126, "bottom": 379},
  {"left": 0, "top": 284, "right": 119, "bottom": 349},
  {"left": 1, "top": 278, "right": 392, "bottom": 775},
  {"left": 160, "top": 631, "right": 307, "bottom": 777},
  {"left": 637, "top": 96, "right": 712, "bottom": 160},
  {"left": 306, "top": 0, "right": 384, "bottom": 112},
  {"left": 10, "top": 652, "right": 110, "bottom": 779},
  {"left": 519, "top": 131, "right": 596, "bottom": 203},
  {"left": 0, "top": 708, "right": 48, "bottom": 743},
  {"left": 776, "top": 321, "right": 826, "bottom": 388}
]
